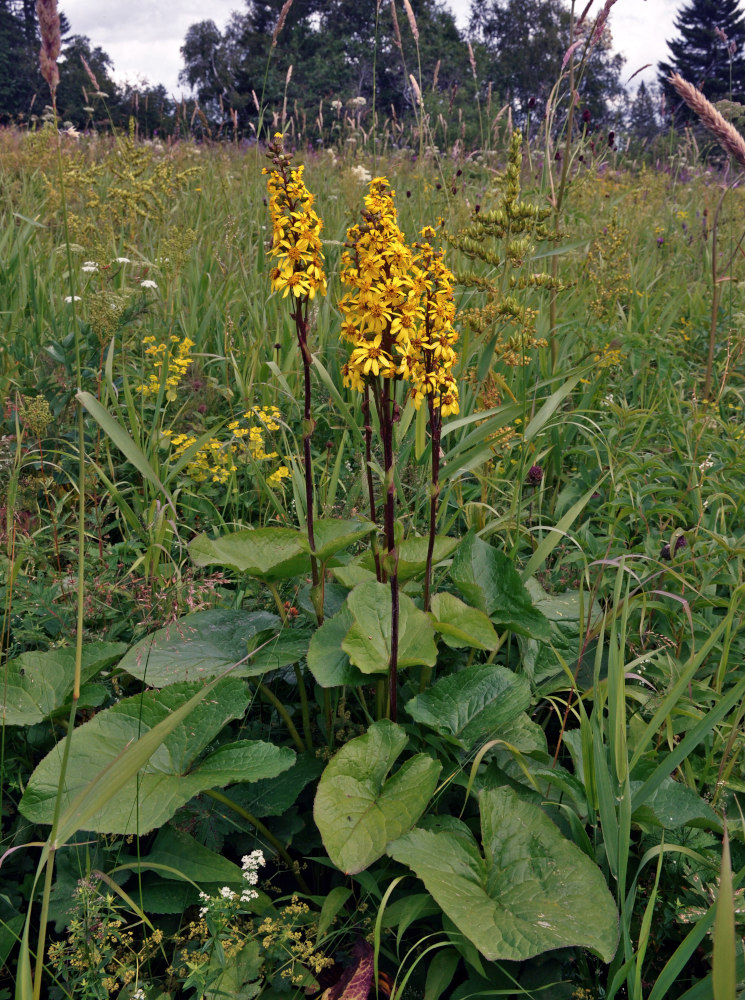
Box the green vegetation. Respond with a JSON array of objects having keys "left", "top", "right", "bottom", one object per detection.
[{"left": 4, "top": 13, "right": 745, "bottom": 996}]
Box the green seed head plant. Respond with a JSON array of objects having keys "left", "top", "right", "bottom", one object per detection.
[{"left": 448, "top": 130, "right": 565, "bottom": 372}]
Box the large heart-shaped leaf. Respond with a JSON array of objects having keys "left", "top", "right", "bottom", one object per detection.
[
  {"left": 189, "top": 527, "right": 309, "bottom": 580},
  {"left": 20, "top": 678, "right": 295, "bottom": 834},
  {"left": 358, "top": 535, "right": 459, "bottom": 582},
  {"left": 430, "top": 593, "right": 500, "bottom": 650},
  {"left": 307, "top": 605, "right": 368, "bottom": 687},
  {"left": 450, "top": 531, "right": 550, "bottom": 640},
  {"left": 314, "top": 720, "right": 441, "bottom": 874},
  {"left": 388, "top": 787, "right": 619, "bottom": 962},
  {"left": 0, "top": 643, "right": 126, "bottom": 726},
  {"left": 117, "top": 609, "right": 306, "bottom": 686},
  {"left": 299, "top": 518, "right": 376, "bottom": 562},
  {"left": 342, "top": 582, "right": 437, "bottom": 674},
  {"left": 405, "top": 664, "right": 530, "bottom": 750}
]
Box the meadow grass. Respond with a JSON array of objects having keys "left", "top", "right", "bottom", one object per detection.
[{"left": 2, "top": 118, "right": 745, "bottom": 999}]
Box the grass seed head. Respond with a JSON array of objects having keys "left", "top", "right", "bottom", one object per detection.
[
  {"left": 669, "top": 73, "right": 745, "bottom": 169},
  {"left": 36, "top": 0, "right": 61, "bottom": 97}
]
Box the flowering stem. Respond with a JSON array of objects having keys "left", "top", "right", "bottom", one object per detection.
[
  {"left": 423, "top": 394, "right": 442, "bottom": 614},
  {"left": 293, "top": 302, "right": 321, "bottom": 600},
  {"left": 362, "top": 385, "right": 382, "bottom": 581},
  {"left": 376, "top": 377, "right": 399, "bottom": 722}
]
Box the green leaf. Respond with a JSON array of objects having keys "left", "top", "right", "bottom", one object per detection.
[
  {"left": 359, "top": 535, "right": 459, "bottom": 582},
  {"left": 631, "top": 777, "right": 719, "bottom": 831},
  {"left": 307, "top": 605, "right": 368, "bottom": 688},
  {"left": 118, "top": 826, "right": 245, "bottom": 886},
  {"left": 0, "top": 643, "right": 126, "bottom": 725},
  {"left": 520, "top": 481, "right": 604, "bottom": 582},
  {"left": 430, "top": 593, "right": 500, "bottom": 650},
  {"left": 299, "top": 518, "right": 376, "bottom": 562},
  {"left": 424, "top": 948, "right": 461, "bottom": 1000},
  {"left": 387, "top": 787, "right": 619, "bottom": 963},
  {"left": 206, "top": 939, "right": 263, "bottom": 1000},
  {"left": 382, "top": 892, "right": 442, "bottom": 945},
  {"left": 314, "top": 720, "right": 441, "bottom": 874},
  {"left": 342, "top": 582, "right": 437, "bottom": 674},
  {"left": 20, "top": 678, "right": 295, "bottom": 835},
  {"left": 405, "top": 664, "right": 530, "bottom": 750},
  {"left": 189, "top": 528, "right": 310, "bottom": 580},
  {"left": 77, "top": 391, "right": 174, "bottom": 503},
  {"left": 713, "top": 825, "right": 736, "bottom": 1000},
  {"left": 450, "top": 531, "right": 550, "bottom": 640},
  {"left": 234, "top": 753, "right": 324, "bottom": 817},
  {"left": 117, "top": 609, "right": 302, "bottom": 686},
  {"left": 331, "top": 562, "right": 379, "bottom": 588},
  {"left": 316, "top": 886, "right": 352, "bottom": 945}
]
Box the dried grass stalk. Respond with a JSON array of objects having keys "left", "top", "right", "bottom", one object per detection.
[
  {"left": 409, "top": 73, "right": 422, "bottom": 106},
  {"left": 669, "top": 72, "right": 745, "bottom": 169},
  {"left": 80, "top": 54, "right": 99, "bottom": 91},
  {"left": 272, "top": 0, "right": 294, "bottom": 47},
  {"left": 402, "top": 0, "right": 419, "bottom": 42},
  {"left": 36, "top": 0, "right": 61, "bottom": 96},
  {"left": 467, "top": 41, "right": 477, "bottom": 80},
  {"left": 390, "top": 0, "right": 402, "bottom": 49}
]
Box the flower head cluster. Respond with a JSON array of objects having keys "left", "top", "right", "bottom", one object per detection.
[
  {"left": 339, "top": 177, "right": 422, "bottom": 391},
  {"left": 264, "top": 133, "right": 326, "bottom": 301},
  {"left": 410, "top": 227, "right": 460, "bottom": 416},
  {"left": 137, "top": 334, "right": 194, "bottom": 401},
  {"left": 340, "top": 180, "right": 459, "bottom": 416},
  {"left": 197, "top": 849, "right": 265, "bottom": 919},
  {"left": 164, "top": 406, "right": 290, "bottom": 487}
]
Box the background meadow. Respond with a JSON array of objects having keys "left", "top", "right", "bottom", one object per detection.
[{"left": 3, "top": 44, "right": 745, "bottom": 999}]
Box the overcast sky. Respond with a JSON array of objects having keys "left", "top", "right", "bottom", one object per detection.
[{"left": 59, "top": 0, "right": 680, "bottom": 97}]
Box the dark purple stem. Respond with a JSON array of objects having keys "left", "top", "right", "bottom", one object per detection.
[
  {"left": 292, "top": 301, "right": 321, "bottom": 603},
  {"left": 372, "top": 375, "right": 399, "bottom": 721},
  {"left": 362, "top": 384, "right": 382, "bottom": 582},
  {"left": 423, "top": 396, "right": 441, "bottom": 613}
]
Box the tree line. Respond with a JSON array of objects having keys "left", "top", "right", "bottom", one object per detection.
[{"left": 1, "top": 0, "right": 745, "bottom": 147}]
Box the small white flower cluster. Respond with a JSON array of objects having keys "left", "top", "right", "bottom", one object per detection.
[
  {"left": 198, "top": 849, "right": 265, "bottom": 917},
  {"left": 64, "top": 295, "right": 82, "bottom": 303},
  {"left": 329, "top": 99, "right": 343, "bottom": 112},
  {"left": 699, "top": 454, "right": 714, "bottom": 472},
  {"left": 140, "top": 279, "right": 158, "bottom": 289},
  {"left": 81, "top": 261, "right": 98, "bottom": 273},
  {"left": 131, "top": 990, "right": 146, "bottom": 1000},
  {"left": 240, "top": 849, "right": 265, "bottom": 901},
  {"left": 350, "top": 164, "right": 372, "bottom": 184},
  {"left": 349, "top": 96, "right": 366, "bottom": 107}
]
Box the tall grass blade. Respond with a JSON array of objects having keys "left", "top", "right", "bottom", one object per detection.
[
  {"left": 77, "top": 391, "right": 173, "bottom": 508},
  {"left": 712, "top": 821, "right": 736, "bottom": 1000}
]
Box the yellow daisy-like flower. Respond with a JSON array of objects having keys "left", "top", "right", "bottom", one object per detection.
[{"left": 264, "top": 136, "right": 327, "bottom": 303}]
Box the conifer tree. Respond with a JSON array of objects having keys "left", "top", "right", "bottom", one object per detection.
[
  {"left": 627, "top": 81, "right": 660, "bottom": 142},
  {"left": 658, "top": 0, "right": 745, "bottom": 123}
]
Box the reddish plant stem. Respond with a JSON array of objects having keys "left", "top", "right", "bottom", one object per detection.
[
  {"left": 291, "top": 278, "right": 321, "bottom": 622},
  {"left": 423, "top": 396, "right": 441, "bottom": 613},
  {"left": 362, "top": 385, "right": 382, "bottom": 582},
  {"left": 374, "top": 376, "right": 399, "bottom": 721}
]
